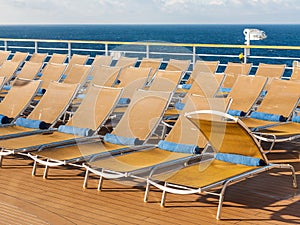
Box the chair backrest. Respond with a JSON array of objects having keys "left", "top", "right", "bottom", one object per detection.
[
  {"left": 188, "top": 72, "right": 225, "bottom": 98},
  {"left": 0, "top": 61, "right": 20, "bottom": 81},
  {"left": 167, "top": 96, "right": 231, "bottom": 148},
  {"left": 115, "top": 56, "right": 138, "bottom": 68},
  {"left": 224, "top": 62, "right": 252, "bottom": 76},
  {"left": 0, "top": 50, "right": 11, "bottom": 66},
  {"left": 10, "top": 51, "right": 28, "bottom": 65},
  {"left": 27, "top": 82, "right": 80, "bottom": 125},
  {"left": 148, "top": 70, "right": 183, "bottom": 92},
  {"left": 255, "top": 63, "right": 286, "bottom": 78},
  {"left": 39, "top": 63, "right": 67, "bottom": 89},
  {"left": 257, "top": 79, "right": 300, "bottom": 118},
  {"left": 291, "top": 61, "right": 300, "bottom": 80},
  {"left": 228, "top": 75, "right": 268, "bottom": 113},
  {"left": 165, "top": 59, "right": 191, "bottom": 72},
  {"left": 90, "top": 65, "right": 121, "bottom": 87},
  {"left": 139, "top": 58, "right": 163, "bottom": 80},
  {"left": 63, "top": 64, "right": 92, "bottom": 86},
  {"left": 67, "top": 85, "right": 123, "bottom": 132},
  {"left": 194, "top": 60, "right": 219, "bottom": 74},
  {"left": 112, "top": 89, "right": 172, "bottom": 141},
  {"left": 0, "top": 76, "right": 6, "bottom": 91},
  {"left": 186, "top": 110, "right": 268, "bottom": 162},
  {"left": 16, "top": 61, "right": 43, "bottom": 80},
  {"left": 0, "top": 78, "right": 41, "bottom": 120},
  {"left": 29, "top": 53, "right": 48, "bottom": 63},
  {"left": 116, "top": 67, "right": 151, "bottom": 99},
  {"left": 48, "top": 53, "right": 68, "bottom": 64},
  {"left": 64, "top": 54, "right": 89, "bottom": 75},
  {"left": 91, "top": 55, "right": 113, "bottom": 67}
]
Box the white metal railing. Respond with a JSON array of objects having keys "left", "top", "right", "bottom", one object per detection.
[{"left": 1, "top": 38, "right": 300, "bottom": 76}]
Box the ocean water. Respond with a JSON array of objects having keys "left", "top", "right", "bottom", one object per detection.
[{"left": 0, "top": 24, "right": 299, "bottom": 72}]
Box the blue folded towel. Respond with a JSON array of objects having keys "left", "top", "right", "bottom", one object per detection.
[
  {"left": 0, "top": 114, "right": 9, "bottom": 124},
  {"left": 58, "top": 125, "right": 93, "bottom": 136},
  {"left": 250, "top": 111, "right": 286, "bottom": 122},
  {"left": 219, "top": 87, "right": 232, "bottom": 93},
  {"left": 228, "top": 109, "right": 246, "bottom": 117},
  {"left": 37, "top": 88, "right": 46, "bottom": 95},
  {"left": 37, "top": 72, "right": 43, "bottom": 77},
  {"left": 175, "top": 102, "right": 185, "bottom": 110},
  {"left": 215, "top": 153, "right": 266, "bottom": 166},
  {"left": 292, "top": 116, "right": 300, "bottom": 123},
  {"left": 181, "top": 84, "right": 192, "bottom": 90},
  {"left": 2, "top": 85, "right": 11, "bottom": 91},
  {"left": 61, "top": 74, "right": 67, "bottom": 80},
  {"left": 16, "top": 118, "right": 48, "bottom": 129},
  {"left": 103, "top": 133, "right": 141, "bottom": 145},
  {"left": 158, "top": 140, "right": 201, "bottom": 154},
  {"left": 118, "top": 98, "right": 130, "bottom": 105}
]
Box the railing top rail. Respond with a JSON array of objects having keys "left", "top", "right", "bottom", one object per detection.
[{"left": 1, "top": 38, "right": 300, "bottom": 50}]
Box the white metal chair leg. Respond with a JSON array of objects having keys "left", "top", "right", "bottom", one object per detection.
[
  {"left": 97, "top": 172, "right": 104, "bottom": 191},
  {"left": 144, "top": 181, "right": 150, "bottom": 202},
  {"left": 160, "top": 182, "right": 167, "bottom": 207},
  {"left": 83, "top": 169, "right": 89, "bottom": 189},
  {"left": 32, "top": 160, "right": 37, "bottom": 176},
  {"left": 43, "top": 160, "right": 49, "bottom": 179}
]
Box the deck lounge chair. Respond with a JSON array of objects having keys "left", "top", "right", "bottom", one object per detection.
[
  {"left": 13, "top": 61, "right": 43, "bottom": 80},
  {"left": 0, "top": 50, "right": 11, "bottom": 66},
  {"left": 115, "top": 67, "right": 151, "bottom": 99},
  {"left": 82, "top": 95, "right": 231, "bottom": 190},
  {"left": 29, "top": 53, "right": 48, "bottom": 64},
  {"left": 0, "top": 82, "right": 80, "bottom": 140},
  {"left": 48, "top": 53, "right": 68, "bottom": 64},
  {"left": 62, "top": 64, "right": 92, "bottom": 88},
  {"left": 223, "top": 62, "right": 252, "bottom": 76},
  {"left": 290, "top": 61, "right": 300, "bottom": 80},
  {"left": 114, "top": 56, "right": 138, "bottom": 68},
  {"left": 255, "top": 63, "right": 286, "bottom": 79},
  {"left": 10, "top": 51, "right": 29, "bottom": 66},
  {"left": 227, "top": 75, "right": 268, "bottom": 116},
  {"left": 0, "top": 85, "right": 123, "bottom": 166},
  {"left": 165, "top": 59, "right": 191, "bottom": 72},
  {"left": 0, "top": 61, "right": 20, "bottom": 82},
  {"left": 39, "top": 63, "right": 67, "bottom": 91},
  {"left": 241, "top": 79, "right": 300, "bottom": 130},
  {"left": 88, "top": 66, "right": 121, "bottom": 87},
  {"left": 145, "top": 110, "right": 297, "bottom": 220},
  {"left": 0, "top": 78, "right": 41, "bottom": 124},
  {"left": 64, "top": 54, "right": 90, "bottom": 76},
  {"left": 185, "top": 60, "right": 219, "bottom": 85},
  {"left": 91, "top": 55, "right": 113, "bottom": 67},
  {"left": 28, "top": 89, "right": 171, "bottom": 179},
  {"left": 148, "top": 70, "right": 183, "bottom": 92},
  {"left": 139, "top": 58, "right": 163, "bottom": 81}
]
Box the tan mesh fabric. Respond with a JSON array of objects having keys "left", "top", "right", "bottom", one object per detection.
[
  {"left": 68, "top": 85, "right": 123, "bottom": 131},
  {"left": 0, "top": 50, "right": 11, "bottom": 66},
  {"left": 255, "top": 63, "right": 286, "bottom": 78},
  {"left": 29, "top": 53, "right": 48, "bottom": 63},
  {"left": 39, "top": 63, "right": 67, "bottom": 89},
  {"left": 64, "top": 54, "right": 89, "bottom": 76},
  {"left": 0, "top": 61, "right": 19, "bottom": 81},
  {"left": 15, "top": 61, "right": 43, "bottom": 80},
  {"left": 10, "top": 51, "right": 28, "bottom": 65},
  {"left": 291, "top": 61, "right": 300, "bottom": 80},
  {"left": 224, "top": 62, "right": 252, "bottom": 76},
  {"left": 186, "top": 60, "right": 219, "bottom": 84},
  {"left": 165, "top": 59, "right": 191, "bottom": 72},
  {"left": 113, "top": 89, "right": 171, "bottom": 140},
  {"left": 0, "top": 79, "right": 41, "bottom": 118},
  {"left": 228, "top": 75, "right": 268, "bottom": 113},
  {"left": 47, "top": 53, "right": 68, "bottom": 64},
  {"left": 139, "top": 58, "right": 162, "bottom": 80},
  {"left": 89, "top": 65, "right": 121, "bottom": 87},
  {"left": 28, "top": 82, "right": 79, "bottom": 124},
  {"left": 115, "top": 56, "right": 138, "bottom": 68},
  {"left": 148, "top": 70, "right": 182, "bottom": 92},
  {"left": 63, "top": 64, "right": 91, "bottom": 85},
  {"left": 91, "top": 55, "right": 113, "bottom": 67}
]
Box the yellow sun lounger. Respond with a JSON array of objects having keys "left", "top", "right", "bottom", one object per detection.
[{"left": 145, "top": 110, "right": 297, "bottom": 220}]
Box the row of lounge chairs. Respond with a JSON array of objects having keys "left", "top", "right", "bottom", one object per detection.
[{"left": 0, "top": 51, "right": 298, "bottom": 220}]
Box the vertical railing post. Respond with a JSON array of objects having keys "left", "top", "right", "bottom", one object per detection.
[
  {"left": 146, "top": 44, "right": 150, "bottom": 58},
  {"left": 4, "top": 40, "right": 7, "bottom": 51},
  {"left": 105, "top": 43, "right": 108, "bottom": 56},
  {"left": 192, "top": 45, "right": 196, "bottom": 70},
  {"left": 34, "top": 41, "right": 38, "bottom": 53},
  {"left": 68, "top": 42, "right": 72, "bottom": 61}
]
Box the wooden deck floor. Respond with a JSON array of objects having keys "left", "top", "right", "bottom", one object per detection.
[{"left": 0, "top": 141, "right": 299, "bottom": 225}]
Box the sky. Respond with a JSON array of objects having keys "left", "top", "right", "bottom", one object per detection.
[{"left": 0, "top": 0, "right": 299, "bottom": 25}]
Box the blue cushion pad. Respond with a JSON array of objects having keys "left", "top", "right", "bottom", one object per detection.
[{"left": 158, "top": 140, "right": 201, "bottom": 154}]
